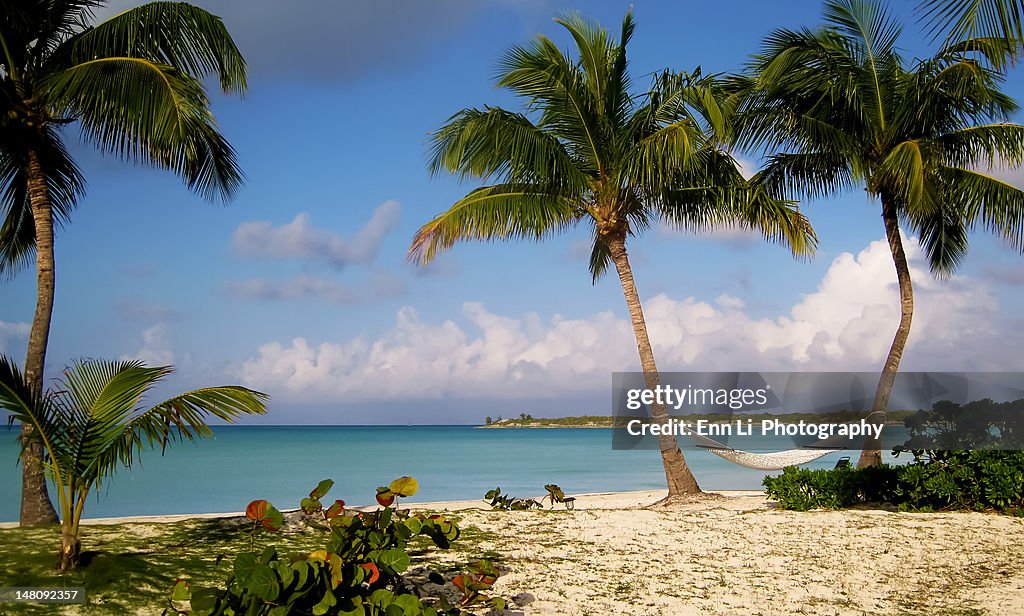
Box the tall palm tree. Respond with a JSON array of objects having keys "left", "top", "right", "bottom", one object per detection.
[
  {"left": 0, "top": 356, "right": 268, "bottom": 571},
  {"left": 1, "top": 1, "right": 247, "bottom": 525},
  {"left": 736, "top": 0, "right": 1024, "bottom": 466},
  {"left": 408, "top": 11, "right": 817, "bottom": 501}
]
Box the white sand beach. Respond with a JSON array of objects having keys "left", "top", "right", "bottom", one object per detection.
[
  {"left": 5, "top": 490, "right": 1023, "bottom": 615},
  {"left": 429, "top": 490, "right": 1024, "bottom": 616}
]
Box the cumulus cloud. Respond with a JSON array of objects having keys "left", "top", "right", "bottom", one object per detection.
[
  {"left": 123, "top": 324, "right": 175, "bottom": 366},
  {"left": 235, "top": 235, "right": 1022, "bottom": 402},
  {"left": 226, "top": 271, "right": 406, "bottom": 304},
  {"left": 233, "top": 201, "right": 400, "bottom": 268},
  {"left": 0, "top": 321, "right": 30, "bottom": 356}
]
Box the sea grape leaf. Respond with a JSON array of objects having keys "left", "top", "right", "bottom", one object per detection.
[
  {"left": 249, "top": 565, "right": 280, "bottom": 601},
  {"left": 301, "top": 497, "right": 322, "bottom": 514},
  {"left": 389, "top": 476, "right": 418, "bottom": 497},
  {"left": 313, "top": 588, "right": 337, "bottom": 616},
  {"left": 233, "top": 552, "right": 259, "bottom": 584},
  {"left": 378, "top": 548, "right": 411, "bottom": 573},
  {"left": 310, "top": 479, "right": 334, "bottom": 500},
  {"left": 170, "top": 579, "right": 190, "bottom": 601}
]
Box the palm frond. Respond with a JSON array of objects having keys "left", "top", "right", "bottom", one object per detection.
[
  {"left": 85, "top": 384, "right": 267, "bottom": 484},
  {"left": 62, "top": 1, "right": 247, "bottom": 93},
  {"left": 0, "top": 355, "right": 67, "bottom": 487},
  {"left": 408, "top": 184, "right": 581, "bottom": 265},
  {"left": 941, "top": 166, "right": 1024, "bottom": 249},
  {"left": 918, "top": 0, "right": 1024, "bottom": 59},
  {"left": 38, "top": 57, "right": 242, "bottom": 201},
  {"left": 428, "top": 106, "right": 588, "bottom": 192},
  {"left": 911, "top": 203, "right": 971, "bottom": 275},
  {"left": 496, "top": 35, "right": 604, "bottom": 172},
  {"left": 0, "top": 126, "right": 85, "bottom": 277},
  {"left": 823, "top": 0, "right": 903, "bottom": 134},
  {"left": 588, "top": 232, "right": 613, "bottom": 282},
  {"left": 938, "top": 123, "right": 1024, "bottom": 169},
  {"left": 759, "top": 152, "right": 855, "bottom": 200}
]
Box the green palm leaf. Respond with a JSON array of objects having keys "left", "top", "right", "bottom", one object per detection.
[
  {"left": 62, "top": 1, "right": 247, "bottom": 93},
  {"left": 919, "top": 0, "right": 1024, "bottom": 56},
  {"left": 409, "top": 184, "right": 580, "bottom": 264}
]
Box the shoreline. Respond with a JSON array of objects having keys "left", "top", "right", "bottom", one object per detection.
[{"left": 0, "top": 489, "right": 764, "bottom": 528}]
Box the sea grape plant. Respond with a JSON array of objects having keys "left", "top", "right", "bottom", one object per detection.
[
  {"left": 483, "top": 487, "right": 541, "bottom": 510},
  {"left": 168, "top": 477, "right": 506, "bottom": 615}
]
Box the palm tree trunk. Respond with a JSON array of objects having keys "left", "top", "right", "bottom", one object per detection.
[
  {"left": 58, "top": 521, "right": 81, "bottom": 572},
  {"left": 858, "top": 196, "right": 914, "bottom": 468},
  {"left": 20, "top": 149, "right": 60, "bottom": 526},
  {"left": 606, "top": 231, "right": 702, "bottom": 497}
]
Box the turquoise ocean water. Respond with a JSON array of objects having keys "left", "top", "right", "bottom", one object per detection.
[{"left": 0, "top": 425, "right": 908, "bottom": 522}]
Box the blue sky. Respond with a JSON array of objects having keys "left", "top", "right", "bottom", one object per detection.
[{"left": 1, "top": 0, "right": 1022, "bottom": 424}]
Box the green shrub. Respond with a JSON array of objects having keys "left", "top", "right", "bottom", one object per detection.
[
  {"left": 482, "top": 487, "right": 542, "bottom": 510},
  {"left": 764, "top": 451, "right": 1024, "bottom": 513},
  {"left": 168, "top": 477, "right": 506, "bottom": 615}
]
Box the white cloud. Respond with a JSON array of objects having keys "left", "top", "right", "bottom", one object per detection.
[
  {"left": 233, "top": 200, "right": 400, "bottom": 268},
  {"left": 123, "top": 324, "right": 175, "bottom": 367},
  {"left": 235, "top": 235, "right": 1022, "bottom": 402},
  {"left": 0, "top": 321, "right": 30, "bottom": 357},
  {"left": 735, "top": 157, "right": 758, "bottom": 180}
]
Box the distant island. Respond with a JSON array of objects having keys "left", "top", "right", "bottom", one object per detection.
[{"left": 480, "top": 410, "right": 915, "bottom": 428}]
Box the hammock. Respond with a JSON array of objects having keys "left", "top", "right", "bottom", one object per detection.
[{"left": 688, "top": 433, "right": 843, "bottom": 471}]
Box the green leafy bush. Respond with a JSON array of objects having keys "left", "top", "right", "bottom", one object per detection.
[
  {"left": 168, "top": 477, "right": 506, "bottom": 615},
  {"left": 764, "top": 451, "right": 1024, "bottom": 513}
]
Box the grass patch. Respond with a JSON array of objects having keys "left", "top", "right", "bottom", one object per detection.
[{"left": 0, "top": 513, "right": 497, "bottom": 615}]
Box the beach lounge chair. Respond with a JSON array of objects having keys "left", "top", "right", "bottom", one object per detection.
[
  {"left": 834, "top": 456, "right": 852, "bottom": 469},
  {"left": 542, "top": 484, "right": 575, "bottom": 510}
]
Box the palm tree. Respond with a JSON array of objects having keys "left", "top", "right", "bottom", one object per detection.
[
  {"left": 1, "top": 1, "right": 247, "bottom": 525},
  {"left": 735, "top": 0, "right": 1024, "bottom": 466},
  {"left": 408, "top": 11, "right": 817, "bottom": 501},
  {"left": 0, "top": 356, "right": 268, "bottom": 571}
]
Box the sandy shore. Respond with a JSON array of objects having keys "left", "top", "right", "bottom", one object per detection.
[
  {"left": 4, "top": 490, "right": 1022, "bottom": 615},
  {"left": 425, "top": 490, "right": 1024, "bottom": 615}
]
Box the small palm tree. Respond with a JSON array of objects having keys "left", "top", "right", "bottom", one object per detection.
[
  {"left": 736, "top": 0, "right": 1024, "bottom": 466},
  {"left": 0, "top": 356, "right": 268, "bottom": 571},
  {"left": 409, "top": 11, "right": 816, "bottom": 501},
  {"left": 1, "top": 0, "right": 246, "bottom": 525}
]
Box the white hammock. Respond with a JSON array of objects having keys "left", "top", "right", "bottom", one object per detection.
[
  {"left": 688, "top": 433, "right": 843, "bottom": 471},
  {"left": 704, "top": 447, "right": 840, "bottom": 470}
]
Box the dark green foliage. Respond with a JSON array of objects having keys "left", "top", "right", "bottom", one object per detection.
[
  {"left": 169, "top": 478, "right": 506, "bottom": 615},
  {"left": 764, "top": 451, "right": 1024, "bottom": 513},
  {"left": 483, "top": 487, "right": 542, "bottom": 510},
  {"left": 900, "top": 398, "right": 1024, "bottom": 450}
]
